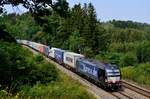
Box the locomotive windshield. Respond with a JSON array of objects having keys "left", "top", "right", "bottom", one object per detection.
[
  {"left": 106, "top": 70, "right": 120, "bottom": 77},
  {"left": 106, "top": 65, "right": 120, "bottom": 77}
]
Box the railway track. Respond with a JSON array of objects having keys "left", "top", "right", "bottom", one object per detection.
[
  {"left": 111, "top": 91, "right": 133, "bottom": 99},
  {"left": 110, "top": 80, "right": 150, "bottom": 99},
  {"left": 24, "top": 45, "right": 150, "bottom": 99},
  {"left": 122, "top": 80, "right": 150, "bottom": 98}
]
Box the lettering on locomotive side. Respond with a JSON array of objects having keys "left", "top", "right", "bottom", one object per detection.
[{"left": 80, "top": 63, "right": 98, "bottom": 77}]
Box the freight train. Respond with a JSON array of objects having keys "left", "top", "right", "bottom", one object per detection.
[{"left": 17, "top": 40, "right": 122, "bottom": 90}]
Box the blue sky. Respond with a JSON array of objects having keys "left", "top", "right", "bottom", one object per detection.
[
  {"left": 4, "top": 0, "right": 150, "bottom": 24},
  {"left": 4, "top": 4, "right": 28, "bottom": 14},
  {"left": 68, "top": 0, "right": 150, "bottom": 24}
]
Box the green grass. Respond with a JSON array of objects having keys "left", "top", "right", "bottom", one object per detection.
[{"left": 19, "top": 71, "right": 96, "bottom": 99}]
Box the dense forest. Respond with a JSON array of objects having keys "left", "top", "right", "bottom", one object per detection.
[{"left": 0, "top": 1, "right": 150, "bottom": 97}]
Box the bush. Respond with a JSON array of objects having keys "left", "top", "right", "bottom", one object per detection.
[
  {"left": 19, "top": 74, "right": 96, "bottom": 99},
  {"left": 35, "top": 55, "right": 44, "bottom": 62},
  {"left": 136, "top": 40, "right": 150, "bottom": 63},
  {"left": 119, "top": 52, "right": 137, "bottom": 67},
  {"left": 122, "top": 63, "right": 150, "bottom": 85},
  {"left": 0, "top": 41, "right": 58, "bottom": 91},
  {"left": 135, "top": 63, "right": 150, "bottom": 85},
  {"left": 95, "top": 52, "right": 110, "bottom": 62},
  {"left": 108, "top": 43, "right": 125, "bottom": 53},
  {"left": 29, "top": 61, "right": 59, "bottom": 84},
  {"left": 121, "top": 66, "right": 136, "bottom": 80},
  {"left": 0, "top": 41, "right": 32, "bottom": 86},
  {"left": 108, "top": 42, "right": 137, "bottom": 53},
  {"left": 95, "top": 52, "right": 123, "bottom": 64}
]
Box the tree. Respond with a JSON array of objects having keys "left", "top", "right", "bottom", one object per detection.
[
  {"left": 0, "top": 41, "right": 58, "bottom": 90},
  {"left": 68, "top": 31, "right": 85, "bottom": 53},
  {"left": 0, "top": 29, "right": 16, "bottom": 43},
  {"left": 110, "top": 20, "right": 149, "bottom": 29},
  {"left": 0, "top": 0, "right": 69, "bottom": 17},
  {"left": 81, "top": 3, "right": 100, "bottom": 52},
  {"left": 136, "top": 41, "right": 150, "bottom": 63},
  {"left": 55, "top": 3, "right": 107, "bottom": 53}
]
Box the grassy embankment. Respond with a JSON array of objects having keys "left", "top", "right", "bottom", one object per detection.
[{"left": 0, "top": 41, "right": 96, "bottom": 99}]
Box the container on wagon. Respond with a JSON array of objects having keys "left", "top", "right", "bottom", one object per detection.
[
  {"left": 34, "top": 43, "right": 44, "bottom": 51},
  {"left": 28, "top": 41, "right": 32, "bottom": 47},
  {"left": 32, "top": 42, "right": 39, "bottom": 50},
  {"left": 54, "top": 48, "right": 65, "bottom": 64},
  {"left": 48, "top": 47, "right": 59, "bottom": 58},
  {"left": 21, "top": 40, "right": 28, "bottom": 45},
  {"left": 64, "top": 52, "right": 84, "bottom": 68},
  {"left": 29, "top": 42, "right": 41, "bottom": 50},
  {"left": 38, "top": 45, "right": 44, "bottom": 54},
  {"left": 43, "top": 46, "right": 50, "bottom": 56},
  {"left": 30, "top": 42, "right": 36, "bottom": 49}
]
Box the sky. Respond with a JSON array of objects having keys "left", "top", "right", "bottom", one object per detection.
[
  {"left": 4, "top": 0, "right": 150, "bottom": 24},
  {"left": 4, "top": 4, "right": 28, "bottom": 14},
  {"left": 68, "top": 0, "right": 150, "bottom": 24}
]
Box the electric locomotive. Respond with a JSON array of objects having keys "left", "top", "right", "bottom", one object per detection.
[{"left": 76, "top": 58, "right": 121, "bottom": 90}]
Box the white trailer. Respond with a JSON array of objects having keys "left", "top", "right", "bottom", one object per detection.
[{"left": 64, "top": 52, "right": 84, "bottom": 68}]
